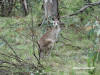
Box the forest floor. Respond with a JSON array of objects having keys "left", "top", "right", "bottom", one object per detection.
[{"left": 0, "top": 16, "right": 100, "bottom": 75}]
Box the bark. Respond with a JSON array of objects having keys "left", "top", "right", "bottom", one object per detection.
[
  {"left": 20, "top": 0, "right": 28, "bottom": 16},
  {"left": 70, "top": 1, "right": 100, "bottom": 16},
  {"left": 84, "top": 0, "right": 92, "bottom": 4},
  {"left": 43, "top": 0, "right": 59, "bottom": 20}
]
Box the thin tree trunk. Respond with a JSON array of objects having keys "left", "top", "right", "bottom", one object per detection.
[
  {"left": 7, "top": 0, "right": 15, "bottom": 16},
  {"left": 1, "top": 0, "right": 5, "bottom": 16},
  {"left": 20, "top": 0, "right": 28, "bottom": 16},
  {"left": 0, "top": 0, "right": 15, "bottom": 16}
]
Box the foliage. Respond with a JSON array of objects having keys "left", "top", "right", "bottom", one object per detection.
[{"left": 0, "top": 0, "right": 100, "bottom": 75}]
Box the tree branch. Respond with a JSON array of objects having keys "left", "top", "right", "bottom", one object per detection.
[
  {"left": 0, "top": 36, "right": 23, "bottom": 62},
  {"left": 70, "top": 1, "right": 100, "bottom": 16},
  {"left": 0, "top": 52, "right": 25, "bottom": 64}
]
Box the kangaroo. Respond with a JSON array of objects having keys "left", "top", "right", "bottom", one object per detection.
[{"left": 38, "top": 20, "right": 61, "bottom": 59}]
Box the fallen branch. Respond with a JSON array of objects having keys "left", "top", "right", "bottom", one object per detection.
[
  {"left": 69, "top": 1, "right": 100, "bottom": 16},
  {"left": 59, "top": 41, "right": 82, "bottom": 49}
]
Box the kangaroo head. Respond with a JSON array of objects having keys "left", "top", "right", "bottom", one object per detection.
[{"left": 52, "top": 19, "right": 59, "bottom": 27}]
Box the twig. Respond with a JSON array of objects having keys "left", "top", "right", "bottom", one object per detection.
[
  {"left": 0, "top": 36, "right": 23, "bottom": 62},
  {"left": 0, "top": 59, "right": 18, "bottom": 67},
  {"left": 0, "top": 36, "right": 17, "bottom": 56},
  {"left": 0, "top": 65, "right": 10, "bottom": 68},
  {"left": 30, "top": 6, "right": 41, "bottom": 65},
  {"left": 0, "top": 52, "right": 15, "bottom": 59},
  {"left": 60, "top": 33, "right": 71, "bottom": 41},
  {"left": 0, "top": 52, "right": 24, "bottom": 63}
]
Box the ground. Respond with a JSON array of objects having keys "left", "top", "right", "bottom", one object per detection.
[{"left": 0, "top": 16, "right": 100, "bottom": 75}]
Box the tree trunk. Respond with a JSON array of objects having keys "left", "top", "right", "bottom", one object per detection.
[
  {"left": 20, "top": 0, "right": 28, "bottom": 16},
  {"left": 43, "top": 0, "right": 59, "bottom": 20}
]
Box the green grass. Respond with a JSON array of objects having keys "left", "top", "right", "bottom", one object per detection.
[
  {"left": 0, "top": 16, "right": 100, "bottom": 75},
  {"left": 0, "top": 0, "right": 100, "bottom": 74},
  {"left": 0, "top": 14, "right": 100, "bottom": 75}
]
